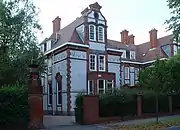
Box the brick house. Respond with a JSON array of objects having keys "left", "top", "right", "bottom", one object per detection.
[{"left": 40, "top": 2, "right": 178, "bottom": 115}]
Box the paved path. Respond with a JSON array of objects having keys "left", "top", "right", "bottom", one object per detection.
[{"left": 44, "top": 115, "right": 180, "bottom": 130}]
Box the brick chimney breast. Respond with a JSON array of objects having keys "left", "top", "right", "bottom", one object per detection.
[
  {"left": 128, "top": 34, "right": 135, "bottom": 44},
  {"left": 149, "top": 28, "right": 158, "bottom": 48},
  {"left": 121, "top": 29, "right": 129, "bottom": 44},
  {"left": 52, "top": 16, "right": 61, "bottom": 34}
]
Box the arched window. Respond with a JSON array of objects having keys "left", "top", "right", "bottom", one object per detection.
[
  {"left": 89, "top": 24, "right": 96, "bottom": 41},
  {"left": 98, "top": 26, "right": 104, "bottom": 42}
]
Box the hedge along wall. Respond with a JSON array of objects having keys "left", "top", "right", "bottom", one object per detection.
[
  {"left": 99, "top": 89, "right": 137, "bottom": 118},
  {"left": 0, "top": 85, "right": 28, "bottom": 127},
  {"left": 142, "top": 92, "right": 169, "bottom": 114},
  {"left": 172, "top": 93, "right": 180, "bottom": 113}
]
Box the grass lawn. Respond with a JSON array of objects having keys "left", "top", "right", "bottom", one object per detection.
[{"left": 110, "top": 117, "right": 180, "bottom": 130}]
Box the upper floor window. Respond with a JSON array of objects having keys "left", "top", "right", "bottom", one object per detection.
[
  {"left": 130, "top": 51, "right": 136, "bottom": 60},
  {"left": 98, "top": 26, "right": 104, "bottom": 42},
  {"left": 98, "top": 55, "right": 105, "bottom": 71},
  {"left": 89, "top": 25, "right": 96, "bottom": 41},
  {"left": 121, "top": 50, "right": 126, "bottom": 59},
  {"left": 89, "top": 54, "right": 97, "bottom": 71},
  {"left": 44, "top": 43, "right": 47, "bottom": 52}
]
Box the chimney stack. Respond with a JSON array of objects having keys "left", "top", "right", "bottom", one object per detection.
[
  {"left": 121, "top": 29, "right": 129, "bottom": 44},
  {"left": 128, "top": 35, "right": 135, "bottom": 44},
  {"left": 52, "top": 16, "right": 61, "bottom": 34},
  {"left": 149, "top": 28, "right": 158, "bottom": 48}
]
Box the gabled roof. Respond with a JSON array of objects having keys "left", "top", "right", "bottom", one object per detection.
[{"left": 41, "top": 2, "right": 173, "bottom": 63}]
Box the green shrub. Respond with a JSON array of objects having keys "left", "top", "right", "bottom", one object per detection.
[
  {"left": 0, "top": 84, "right": 28, "bottom": 126},
  {"left": 142, "top": 92, "right": 156, "bottom": 113},
  {"left": 172, "top": 93, "right": 180, "bottom": 112},
  {"left": 158, "top": 94, "right": 169, "bottom": 113},
  {"left": 142, "top": 92, "right": 169, "bottom": 114},
  {"left": 74, "top": 93, "right": 85, "bottom": 124},
  {"left": 99, "top": 89, "right": 138, "bottom": 117}
]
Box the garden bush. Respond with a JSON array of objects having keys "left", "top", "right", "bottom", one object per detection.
[
  {"left": 158, "top": 94, "right": 169, "bottom": 113},
  {"left": 142, "top": 91, "right": 169, "bottom": 114},
  {"left": 172, "top": 93, "right": 180, "bottom": 112},
  {"left": 74, "top": 93, "right": 85, "bottom": 124},
  {"left": 99, "top": 89, "right": 138, "bottom": 117},
  {"left": 0, "top": 84, "right": 28, "bottom": 127}
]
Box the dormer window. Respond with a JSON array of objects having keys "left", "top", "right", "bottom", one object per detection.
[
  {"left": 98, "top": 26, "right": 104, "bottom": 42},
  {"left": 130, "top": 51, "right": 136, "bottom": 60},
  {"left": 89, "top": 25, "right": 96, "bottom": 41}
]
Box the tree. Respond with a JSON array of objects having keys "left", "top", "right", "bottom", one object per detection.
[
  {"left": 138, "top": 59, "right": 171, "bottom": 123},
  {"left": 0, "top": 0, "right": 46, "bottom": 86},
  {"left": 165, "top": 0, "right": 180, "bottom": 43}
]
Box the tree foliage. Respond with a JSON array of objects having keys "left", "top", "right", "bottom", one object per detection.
[
  {"left": 138, "top": 53, "right": 180, "bottom": 94},
  {"left": 0, "top": 0, "right": 46, "bottom": 86},
  {"left": 165, "top": 0, "right": 180, "bottom": 42}
]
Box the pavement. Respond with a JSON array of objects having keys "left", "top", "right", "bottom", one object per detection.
[{"left": 44, "top": 115, "right": 180, "bottom": 130}]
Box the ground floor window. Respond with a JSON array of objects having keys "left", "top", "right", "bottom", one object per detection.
[
  {"left": 98, "top": 79, "right": 113, "bottom": 94},
  {"left": 48, "top": 83, "right": 52, "bottom": 105},
  {"left": 88, "top": 80, "right": 94, "bottom": 94},
  {"left": 57, "top": 82, "right": 62, "bottom": 105}
]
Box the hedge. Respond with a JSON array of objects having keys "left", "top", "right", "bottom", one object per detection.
[
  {"left": 0, "top": 85, "right": 28, "bottom": 127},
  {"left": 99, "top": 89, "right": 137, "bottom": 117},
  {"left": 74, "top": 89, "right": 174, "bottom": 122}
]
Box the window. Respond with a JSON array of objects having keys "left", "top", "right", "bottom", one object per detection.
[
  {"left": 106, "top": 80, "right": 113, "bottom": 93},
  {"left": 124, "top": 67, "right": 129, "bottom": 79},
  {"left": 98, "top": 79, "right": 105, "bottom": 94},
  {"left": 98, "top": 55, "right": 105, "bottom": 71},
  {"left": 88, "top": 80, "right": 94, "bottom": 95},
  {"left": 135, "top": 68, "right": 139, "bottom": 80},
  {"left": 98, "top": 26, "right": 104, "bottom": 42},
  {"left": 130, "top": 51, "right": 136, "bottom": 60},
  {"left": 48, "top": 83, "right": 52, "bottom": 105},
  {"left": 174, "top": 45, "right": 178, "bottom": 56},
  {"left": 121, "top": 50, "right": 126, "bottom": 59},
  {"left": 57, "top": 82, "right": 62, "bottom": 105},
  {"left": 89, "top": 25, "right": 96, "bottom": 41},
  {"left": 44, "top": 43, "right": 47, "bottom": 52},
  {"left": 89, "top": 54, "right": 97, "bottom": 71}
]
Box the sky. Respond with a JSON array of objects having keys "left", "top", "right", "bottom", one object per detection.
[{"left": 34, "top": 0, "right": 172, "bottom": 45}]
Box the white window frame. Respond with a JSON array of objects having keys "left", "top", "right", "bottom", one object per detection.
[
  {"left": 98, "top": 26, "right": 104, "bottom": 42},
  {"left": 124, "top": 67, "right": 129, "bottom": 79},
  {"left": 89, "top": 54, "right": 97, "bottom": 71},
  {"left": 106, "top": 80, "right": 114, "bottom": 93},
  {"left": 89, "top": 24, "right": 96, "bottom": 41},
  {"left": 56, "top": 82, "right": 62, "bottom": 105},
  {"left": 135, "top": 68, "right": 139, "bottom": 80},
  {"left": 97, "top": 79, "right": 106, "bottom": 94},
  {"left": 98, "top": 55, "right": 105, "bottom": 71},
  {"left": 48, "top": 83, "right": 52, "bottom": 105},
  {"left": 88, "top": 80, "right": 94, "bottom": 95},
  {"left": 173, "top": 44, "right": 178, "bottom": 56},
  {"left": 121, "top": 50, "right": 126, "bottom": 59},
  {"left": 130, "top": 51, "right": 136, "bottom": 60}
]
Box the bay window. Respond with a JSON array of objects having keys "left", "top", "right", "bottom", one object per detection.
[
  {"left": 124, "top": 67, "right": 129, "bottom": 79},
  {"left": 98, "top": 55, "right": 105, "bottom": 71},
  {"left": 89, "top": 54, "right": 97, "bottom": 71}
]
